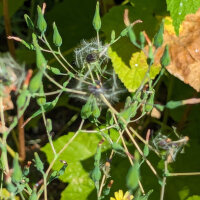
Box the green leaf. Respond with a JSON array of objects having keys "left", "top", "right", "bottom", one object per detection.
[
  {"left": 186, "top": 196, "right": 200, "bottom": 200},
  {"left": 41, "top": 132, "right": 110, "bottom": 200},
  {"left": 166, "top": 0, "right": 200, "bottom": 35},
  {"left": 108, "top": 48, "right": 161, "bottom": 92}
]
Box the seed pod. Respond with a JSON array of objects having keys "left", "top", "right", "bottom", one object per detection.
[
  {"left": 93, "top": 1, "right": 101, "bottom": 32},
  {"left": 17, "top": 90, "right": 28, "bottom": 109},
  {"left": 32, "top": 33, "right": 38, "bottom": 46},
  {"left": 46, "top": 118, "right": 52, "bottom": 133},
  {"left": 161, "top": 45, "right": 170, "bottom": 67},
  {"left": 145, "top": 90, "right": 155, "bottom": 112},
  {"left": 91, "top": 165, "right": 101, "bottom": 182},
  {"left": 140, "top": 32, "right": 145, "bottom": 49},
  {"left": 143, "top": 144, "right": 149, "bottom": 157},
  {"left": 126, "top": 152, "right": 140, "bottom": 191},
  {"left": 128, "top": 28, "right": 136, "bottom": 44},
  {"left": 24, "top": 14, "right": 34, "bottom": 30},
  {"left": 81, "top": 95, "right": 93, "bottom": 119},
  {"left": 6, "top": 182, "right": 16, "bottom": 193},
  {"left": 34, "top": 152, "right": 44, "bottom": 173},
  {"left": 125, "top": 96, "right": 132, "bottom": 109},
  {"left": 37, "top": 5, "right": 47, "bottom": 33},
  {"left": 35, "top": 45, "right": 47, "bottom": 69},
  {"left": 29, "top": 188, "right": 37, "bottom": 200},
  {"left": 49, "top": 67, "right": 61, "bottom": 75},
  {"left": 29, "top": 70, "right": 43, "bottom": 94},
  {"left": 92, "top": 97, "right": 101, "bottom": 118},
  {"left": 153, "top": 20, "right": 164, "bottom": 48},
  {"left": 94, "top": 143, "right": 101, "bottom": 167},
  {"left": 53, "top": 22, "right": 62, "bottom": 47},
  {"left": 12, "top": 153, "right": 22, "bottom": 184},
  {"left": 36, "top": 84, "right": 46, "bottom": 106}
]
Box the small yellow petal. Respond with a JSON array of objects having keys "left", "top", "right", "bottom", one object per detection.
[
  {"left": 110, "top": 198, "right": 116, "bottom": 200},
  {"left": 114, "top": 191, "right": 119, "bottom": 200},
  {"left": 118, "top": 190, "right": 124, "bottom": 199},
  {"left": 123, "top": 191, "right": 134, "bottom": 200}
]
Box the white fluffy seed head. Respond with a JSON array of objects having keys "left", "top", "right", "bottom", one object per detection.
[{"left": 0, "top": 53, "right": 25, "bottom": 91}]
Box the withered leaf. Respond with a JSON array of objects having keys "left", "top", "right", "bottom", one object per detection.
[{"left": 155, "top": 10, "right": 200, "bottom": 92}]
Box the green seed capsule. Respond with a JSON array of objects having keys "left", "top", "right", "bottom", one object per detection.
[
  {"left": 34, "top": 152, "right": 44, "bottom": 173},
  {"left": 128, "top": 28, "right": 136, "bottom": 44},
  {"left": 140, "top": 32, "right": 145, "bottom": 49},
  {"left": 143, "top": 144, "right": 149, "bottom": 157},
  {"left": 91, "top": 166, "right": 101, "bottom": 182},
  {"left": 81, "top": 95, "right": 93, "bottom": 119},
  {"left": 153, "top": 20, "right": 164, "bottom": 48},
  {"left": 46, "top": 118, "right": 52, "bottom": 133},
  {"left": 32, "top": 33, "right": 38, "bottom": 46},
  {"left": 24, "top": 14, "right": 34, "bottom": 30},
  {"left": 94, "top": 144, "right": 101, "bottom": 166},
  {"left": 145, "top": 90, "right": 155, "bottom": 112},
  {"left": 12, "top": 153, "right": 22, "bottom": 184},
  {"left": 50, "top": 67, "right": 61, "bottom": 75},
  {"left": 161, "top": 45, "right": 170, "bottom": 67},
  {"left": 53, "top": 22, "right": 62, "bottom": 47},
  {"left": 6, "top": 182, "right": 16, "bottom": 193},
  {"left": 127, "top": 152, "right": 140, "bottom": 191},
  {"left": 35, "top": 45, "right": 47, "bottom": 69},
  {"left": 92, "top": 98, "right": 101, "bottom": 118},
  {"left": 17, "top": 90, "right": 28, "bottom": 109},
  {"left": 37, "top": 5, "right": 47, "bottom": 33},
  {"left": 29, "top": 188, "right": 37, "bottom": 200},
  {"left": 29, "top": 70, "right": 43, "bottom": 94},
  {"left": 36, "top": 84, "right": 46, "bottom": 106},
  {"left": 125, "top": 96, "right": 132, "bottom": 109},
  {"left": 93, "top": 1, "right": 101, "bottom": 32},
  {"left": 126, "top": 162, "right": 140, "bottom": 190}
]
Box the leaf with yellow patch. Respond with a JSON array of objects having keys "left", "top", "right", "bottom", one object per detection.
[{"left": 109, "top": 48, "right": 161, "bottom": 92}]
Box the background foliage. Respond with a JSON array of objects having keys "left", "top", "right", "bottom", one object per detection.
[{"left": 0, "top": 0, "right": 200, "bottom": 200}]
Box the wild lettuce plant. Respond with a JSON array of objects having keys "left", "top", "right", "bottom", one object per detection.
[{"left": 1, "top": 1, "right": 200, "bottom": 200}]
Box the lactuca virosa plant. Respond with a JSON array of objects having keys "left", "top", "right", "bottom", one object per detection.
[{"left": 1, "top": 1, "right": 200, "bottom": 200}]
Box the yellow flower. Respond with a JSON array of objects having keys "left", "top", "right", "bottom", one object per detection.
[{"left": 110, "top": 190, "right": 134, "bottom": 200}]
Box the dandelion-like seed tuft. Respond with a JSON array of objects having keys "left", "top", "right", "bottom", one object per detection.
[{"left": 71, "top": 39, "right": 126, "bottom": 104}]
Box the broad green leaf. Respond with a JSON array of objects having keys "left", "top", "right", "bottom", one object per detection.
[
  {"left": 186, "top": 196, "right": 200, "bottom": 200},
  {"left": 41, "top": 131, "right": 112, "bottom": 200},
  {"left": 166, "top": 0, "right": 200, "bottom": 35},
  {"left": 108, "top": 48, "right": 161, "bottom": 92}
]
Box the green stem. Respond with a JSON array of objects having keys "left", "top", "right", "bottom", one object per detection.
[
  {"left": 41, "top": 106, "right": 56, "bottom": 155},
  {"left": 168, "top": 172, "right": 200, "bottom": 176},
  {"left": 44, "top": 71, "right": 87, "bottom": 95},
  {"left": 160, "top": 161, "right": 168, "bottom": 200}
]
